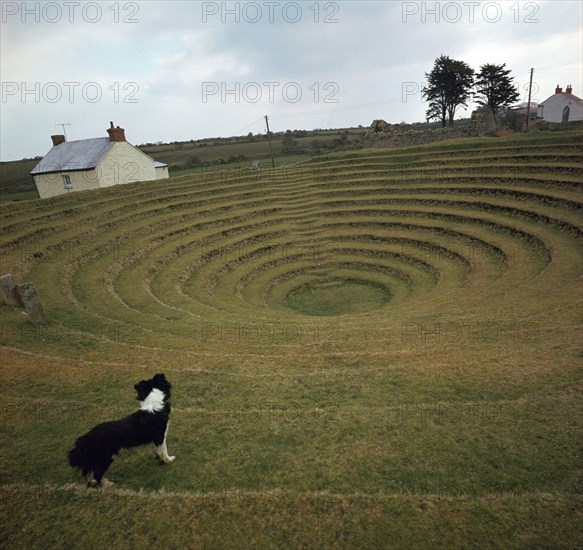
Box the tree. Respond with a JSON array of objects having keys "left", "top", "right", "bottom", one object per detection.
[
  {"left": 474, "top": 63, "right": 519, "bottom": 123},
  {"left": 311, "top": 140, "right": 322, "bottom": 154},
  {"left": 423, "top": 55, "right": 474, "bottom": 127},
  {"left": 281, "top": 130, "right": 297, "bottom": 153}
]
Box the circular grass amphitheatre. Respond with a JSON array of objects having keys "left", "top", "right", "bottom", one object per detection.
[{"left": 1, "top": 131, "right": 581, "bottom": 352}]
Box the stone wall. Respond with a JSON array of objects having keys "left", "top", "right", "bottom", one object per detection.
[{"left": 364, "top": 107, "right": 497, "bottom": 148}]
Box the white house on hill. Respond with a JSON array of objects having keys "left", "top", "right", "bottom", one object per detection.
[
  {"left": 537, "top": 85, "right": 583, "bottom": 123},
  {"left": 31, "top": 122, "right": 169, "bottom": 199}
]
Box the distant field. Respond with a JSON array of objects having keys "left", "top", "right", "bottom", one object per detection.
[
  {"left": 0, "top": 128, "right": 365, "bottom": 201},
  {"left": 0, "top": 158, "right": 40, "bottom": 200},
  {"left": 0, "top": 130, "right": 582, "bottom": 548}
]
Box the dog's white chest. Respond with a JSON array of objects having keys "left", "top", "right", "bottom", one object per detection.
[{"left": 139, "top": 388, "right": 166, "bottom": 412}]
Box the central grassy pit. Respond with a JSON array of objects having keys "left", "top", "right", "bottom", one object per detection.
[{"left": 284, "top": 278, "right": 391, "bottom": 316}]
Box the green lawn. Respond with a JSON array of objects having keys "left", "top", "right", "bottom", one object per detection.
[{"left": 1, "top": 129, "right": 581, "bottom": 548}]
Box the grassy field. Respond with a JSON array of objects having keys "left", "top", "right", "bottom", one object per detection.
[
  {"left": 0, "top": 129, "right": 582, "bottom": 548},
  {"left": 0, "top": 158, "right": 41, "bottom": 200}
]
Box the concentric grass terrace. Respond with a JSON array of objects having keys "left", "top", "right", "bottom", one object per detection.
[{"left": 1, "top": 130, "right": 582, "bottom": 548}]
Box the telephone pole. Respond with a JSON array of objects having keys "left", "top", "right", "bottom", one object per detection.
[
  {"left": 265, "top": 115, "right": 275, "bottom": 169},
  {"left": 525, "top": 68, "right": 534, "bottom": 132}
]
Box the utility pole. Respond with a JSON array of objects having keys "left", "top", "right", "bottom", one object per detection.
[
  {"left": 55, "top": 122, "right": 72, "bottom": 141},
  {"left": 525, "top": 68, "right": 534, "bottom": 132},
  {"left": 265, "top": 115, "right": 275, "bottom": 169}
]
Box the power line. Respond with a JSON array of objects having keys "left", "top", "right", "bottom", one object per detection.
[
  {"left": 233, "top": 116, "right": 265, "bottom": 136},
  {"left": 536, "top": 58, "right": 583, "bottom": 72},
  {"left": 230, "top": 98, "right": 404, "bottom": 137},
  {"left": 270, "top": 98, "right": 403, "bottom": 120},
  {"left": 513, "top": 58, "right": 583, "bottom": 78}
]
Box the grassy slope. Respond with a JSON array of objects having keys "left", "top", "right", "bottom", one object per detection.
[{"left": 0, "top": 129, "right": 582, "bottom": 548}]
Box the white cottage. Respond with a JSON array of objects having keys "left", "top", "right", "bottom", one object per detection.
[
  {"left": 537, "top": 85, "right": 583, "bottom": 124},
  {"left": 31, "top": 122, "right": 169, "bottom": 199}
]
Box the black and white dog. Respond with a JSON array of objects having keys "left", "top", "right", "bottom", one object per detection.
[{"left": 68, "top": 373, "right": 175, "bottom": 487}]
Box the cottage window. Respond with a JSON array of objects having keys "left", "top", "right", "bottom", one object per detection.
[{"left": 63, "top": 175, "right": 72, "bottom": 189}]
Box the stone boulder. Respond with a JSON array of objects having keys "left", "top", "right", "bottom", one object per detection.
[
  {"left": 0, "top": 274, "right": 24, "bottom": 307},
  {"left": 370, "top": 119, "right": 392, "bottom": 134},
  {"left": 471, "top": 106, "right": 497, "bottom": 135},
  {"left": 19, "top": 282, "right": 48, "bottom": 324}
]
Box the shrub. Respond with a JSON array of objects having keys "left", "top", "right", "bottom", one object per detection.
[{"left": 188, "top": 155, "right": 202, "bottom": 167}]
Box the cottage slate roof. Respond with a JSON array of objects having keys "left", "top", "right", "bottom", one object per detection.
[
  {"left": 539, "top": 92, "right": 583, "bottom": 105},
  {"left": 31, "top": 137, "right": 114, "bottom": 175}
]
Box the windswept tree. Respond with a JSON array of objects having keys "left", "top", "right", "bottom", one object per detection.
[
  {"left": 474, "top": 63, "right": 520, "bottom": 123},
  {"left": 423, "top": 55, "right": 474, "bottom": 127},
  {"left": 281, "top": 130, "right": 297, "bottom": 153}
]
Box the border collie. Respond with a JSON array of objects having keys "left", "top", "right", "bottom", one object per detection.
[{"left": 68, "top": 373, "right": 175, "bottom": 487}]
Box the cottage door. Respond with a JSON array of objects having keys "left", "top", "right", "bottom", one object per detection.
[{"left": 562, "top": 106, "right": 570, "bottom": 124}]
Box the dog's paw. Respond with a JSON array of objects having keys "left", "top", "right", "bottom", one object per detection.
[
  {"left": 164, "top": 455, "right": 176, "bottom": 463},
  {"left": 100, "top": 478, "right": 115, "bottom": 488}
]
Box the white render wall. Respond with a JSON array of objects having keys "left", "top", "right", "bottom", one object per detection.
[
  {"left": 96, "top": 141, "right": 158, "bottom": 188},
  {"left": 33, "top": 170, "right": 100, "bottom": 199},
  {"left": 155, "top": 165, "right": 169, "bottom": 179}
]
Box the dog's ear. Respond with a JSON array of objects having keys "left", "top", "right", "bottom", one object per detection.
[
  {"left": 154, "top": 373, "right": 166, "bottom": 382},
  {"left": 134, "top": 380, "right": 150, "bottom": 400}
]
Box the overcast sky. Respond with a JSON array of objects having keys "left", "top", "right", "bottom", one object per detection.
[{"left": 1, "top": 0, "right": 581, "bottom": 160}]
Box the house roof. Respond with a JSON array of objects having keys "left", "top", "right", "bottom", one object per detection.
[
  {"left": 539, "top": 92, "right": 583, "bottom": 106},
  {"left": 31, "top": 137, "right": 114, "bottom": 175}
]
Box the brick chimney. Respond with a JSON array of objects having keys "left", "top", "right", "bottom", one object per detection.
[
  {"left": 51, "top": 135, "right": 66, "bottom": 146},
  {"left": 106, "top": 121, "right": 126, "bottom": 142},
  {"left": 555, "top": 85, "right": 563, "bottom": 94},
  {"left": 566, "top": 84, "right": 573, "bottom": 94}
]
